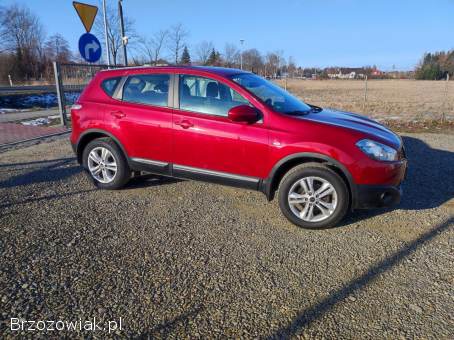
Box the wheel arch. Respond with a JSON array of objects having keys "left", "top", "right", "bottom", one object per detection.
[
  {"left": 262, "top": 152, "right": 356, "bottom": 208},
  {"left": 75, "top": 129, "right": 128, "bottom": 164}
]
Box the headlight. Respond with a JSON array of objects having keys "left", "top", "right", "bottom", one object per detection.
[{"left": 356, "top": 139, "right": 397, "bottom": 161}]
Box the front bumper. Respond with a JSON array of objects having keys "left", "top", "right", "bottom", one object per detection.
[
  {"left": 355, "top": 184, "right": 402, "bottom": 209},
  {"left": 353, "top": 153, "right": 407, "bottom": 209}
]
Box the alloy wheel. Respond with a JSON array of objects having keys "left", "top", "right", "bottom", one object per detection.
[
  {"left": 287, "top": 176, "right": 338, "bottom": 222},
  {"left": 87, "top": 147, "right": 118, "bottom": 184}
]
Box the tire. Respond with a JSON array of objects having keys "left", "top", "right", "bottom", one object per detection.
[
  {"left": 278, "top": 163, "right": 349, "bottom": 229},
  {"left": 82, "top": 137, "right": 131, "bottom": 190}
]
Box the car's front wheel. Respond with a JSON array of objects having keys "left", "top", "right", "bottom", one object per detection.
[
  {"left": 82, "top": 138, "right": 131, "bottom": 189},
  {"left": 278, "top": 163, "right": 349, "bottom": 229}
]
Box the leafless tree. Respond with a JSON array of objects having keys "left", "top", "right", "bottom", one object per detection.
[
  {"left": 94, "top": 3, "right": 137, "bottom": 65},
  {"left": 138, "top": 29, "right": 168, "bottom": 65},
  {"left": 287, "top": 56, "right": 296, "bottom": 77},
  {"left": 242, "top": 49, "right": 263, "bottom": 73},
  {"left": 0, "top": 4, "right": 45, "bottom": 79},
  {"left": 167, "top": 23, "right": 188, "bottom": 64},
  {"left": 265, "top": 50, "right": 285, "bottom": 77},
  {"left": 0, "top": 6, "right": 8, "bottom": 53},
  {"left": 0, "top": 4, "right": 44, "bottom": 52},
  {"left": 44, "top": 34, "right": 71, "bottom": 63},
  {"left": 195, "top": 41, "right": 214, "bottom": 65},
  {"left": 223, "top": 43, "right": 240, "bottom": 68}
]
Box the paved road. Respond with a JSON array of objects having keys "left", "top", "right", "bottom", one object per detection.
[{"left": 0, "top": 133, "right": 453, "bottom": 338}]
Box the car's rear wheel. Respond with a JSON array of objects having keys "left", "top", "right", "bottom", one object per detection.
[
  {"left": 278, "top": 163, "right": 349, "bottom": 229},
  {"left": 82, "top": 138, "right": 130, "bottom": 189}
]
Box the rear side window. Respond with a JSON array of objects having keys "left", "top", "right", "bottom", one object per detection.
[
  {"left": 101, "top": 77, "right": 121, "bottom": 97},
  {"left": 122, "top": 74, "right": 170, "bottom": 107}
]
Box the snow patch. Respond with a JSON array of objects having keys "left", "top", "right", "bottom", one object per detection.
[{"left": 21, "top": 118, "right": 50, "bottom": 126}]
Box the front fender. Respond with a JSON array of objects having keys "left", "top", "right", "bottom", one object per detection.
[{"left": 262, "top": 151, "right": 357, "bottom": 208}]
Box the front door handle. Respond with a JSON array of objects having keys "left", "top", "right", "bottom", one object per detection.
[
  {"left": 175, "top": 120, "right": 194, "bottom": 129},
  {"left": 110, "top": 110, "right": 125, "bottom": 119}
]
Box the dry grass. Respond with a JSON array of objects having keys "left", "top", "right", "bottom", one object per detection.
[{"left": 276, "top": 79, "right": 454, "bottom": 122}]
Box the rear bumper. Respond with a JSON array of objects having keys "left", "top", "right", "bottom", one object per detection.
[{"left": 354, "top": 184, "right": 402, "bottom": 209}]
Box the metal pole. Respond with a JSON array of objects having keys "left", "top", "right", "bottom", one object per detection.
[
  {"left": 118, "top": 0, "right": 128, "bottom": 66},
  {"left": 53, "top": 62, "right": 68, "bottom": 127},
  {"left": 363, "top": 75, "right": 368, "bottom": 112},
  {"left": 443, "top": 73, "right": 449, "bottom": 122},
  {"left": 240, "top": 39, "right": 244, "bottom": 70},
  {"left": 102, "top": 0, "right": 111, "bottom": 66}
]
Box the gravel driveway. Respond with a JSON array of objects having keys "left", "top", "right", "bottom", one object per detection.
[{"left": 0, "top": 133, "right": 453, "bottom": 338}]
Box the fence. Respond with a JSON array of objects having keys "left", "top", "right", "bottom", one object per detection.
[
  {"left": 1, "top": 66, "right": 453, "bottom": 147},
  {"left": 276, "top": 76, "right": 453, "bottom": 122},
  {"left": 54, "top": 62, "right": 118, "bottom": 127},
  {"left": 0, "top": 62, "right": 121, "bottom": 147}
]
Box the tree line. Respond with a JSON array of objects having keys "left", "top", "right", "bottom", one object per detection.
[
  {"left": 415, "top": 50, "right": 454, "bottom": 80},
  {"left": 1, "top": 3, "right": 452, "bottom": 84},
  {"left": 0, "top": 4, "right": 72, "bottom": 84},
  {"left": 94, "top": 6, "right": 298, "bottom": 78},
  {"left": 0, "top": 3, "right": 297, "bottom": 83}
]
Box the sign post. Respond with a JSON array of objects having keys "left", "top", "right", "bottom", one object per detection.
[{"left": 102, "top": 0, "right": 111, "bottom": 66}]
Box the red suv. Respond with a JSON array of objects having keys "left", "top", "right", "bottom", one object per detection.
[{"left": 70, "top": 66, "right": 407, "bottom": 229}]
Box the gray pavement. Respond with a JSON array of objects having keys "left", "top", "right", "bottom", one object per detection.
[{"left": 0, "top": 133, "right": 453, "bottom": 338}]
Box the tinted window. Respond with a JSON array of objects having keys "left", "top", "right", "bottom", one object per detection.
[
  {"left": 123, "top": 74, "right": 169, "bottom": 107},
  {"left": 101, "top": 77, "right": 121, "bottom": 97},
  {"left": 179, "top": 75, "right": 249, "bottom": 117}
]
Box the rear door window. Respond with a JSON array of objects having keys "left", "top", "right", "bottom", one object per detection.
[{"left": 122, "top": 74, "right": 170, "bottom": 107}]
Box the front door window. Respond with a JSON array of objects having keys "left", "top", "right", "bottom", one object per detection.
[{"left": 179, "top": 75, "right": 250, "bottom": 117}]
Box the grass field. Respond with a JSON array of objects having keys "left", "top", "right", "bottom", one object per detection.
[{"left": 276, "top": 79, "right": 454, "bottom": 122}]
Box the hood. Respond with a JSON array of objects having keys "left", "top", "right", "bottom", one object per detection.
[{"left": 299, "top": 108, "right": 402, "bottom": 150}]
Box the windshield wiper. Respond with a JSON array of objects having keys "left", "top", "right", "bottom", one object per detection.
[
  {"left": 285, "top": 110, "right": 311, "bottom": 115},
  {"left": 309, "top": 105, "right": 322, "bottom": 112}
]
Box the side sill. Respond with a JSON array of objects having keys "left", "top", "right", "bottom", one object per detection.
[
  {"left": 173, "top": 164, "right": 260, "bottom": 191},
  {"left": 128, "top": 157, "right": 171, "bottom": 175},
  {"left": 127, "top": 158, "right": 261, "bottom": 191}
]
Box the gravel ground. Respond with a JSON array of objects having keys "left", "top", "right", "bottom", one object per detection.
[{"left": 0, "top": 133, "right": 453, "bottom": 338}]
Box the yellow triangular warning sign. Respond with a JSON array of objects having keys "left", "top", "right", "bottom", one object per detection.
[{"left": 73, "top": 1, "right": 98, "bottom": 33}]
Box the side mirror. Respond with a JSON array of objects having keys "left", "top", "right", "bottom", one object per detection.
[{"left": 228, "top": 105, "right": 259, "bottom": 124}]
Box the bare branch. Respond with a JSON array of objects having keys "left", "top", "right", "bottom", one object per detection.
[
  {"left": 195, "top": 41, "right": 214, "bottom": 65},
  {"left": 94, "top": 3, "right": 137, "bottom": 65},
  {"left": 167, "top": 23, "right": 188, "bottom": 65},
  {"left": 138, "top": 30, "right": 169, "bottom": 64}
]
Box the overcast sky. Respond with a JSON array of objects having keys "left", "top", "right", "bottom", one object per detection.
[{"left": 3, "top": 0, "right": 454, "bottom": 70}]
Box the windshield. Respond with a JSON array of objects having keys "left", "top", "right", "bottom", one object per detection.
[{"left": 230, "top": 73, "right": 312, "bottom": 114}]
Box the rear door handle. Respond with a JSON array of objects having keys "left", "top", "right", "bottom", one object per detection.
[
  {"left": 175, "top": 120, "right": 194, "bottom": 129},
  {"left": 110, "top": 110, "right": 125, "bottom": 119}
]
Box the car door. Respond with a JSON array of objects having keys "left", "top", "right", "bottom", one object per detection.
[
  {"left": 172, "top": 74, "right": 269, "bottom": 187},
  {"left": 105, "top": 72, "right": 173, "bottom": 171}
]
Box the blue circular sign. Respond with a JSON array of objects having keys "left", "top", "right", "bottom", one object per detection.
[{"left": 78, "top": 33, "right": 102, "bottom": 63}]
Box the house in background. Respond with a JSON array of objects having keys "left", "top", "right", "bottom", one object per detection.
[{"left": 326, "top": 67, "right": 367, "bottom": 79}]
